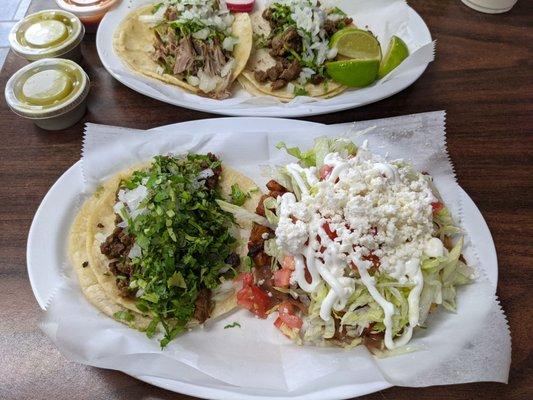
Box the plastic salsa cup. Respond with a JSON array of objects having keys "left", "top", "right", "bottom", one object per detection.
[
  {"left": 55, "top": 0, "right": 121, "bottom": 32},
  {"left": 9, "top": 9, "right": 85, "bottom": 62},
  {"left": 5, "top": 58, "right": 90, "bottom": 131}
]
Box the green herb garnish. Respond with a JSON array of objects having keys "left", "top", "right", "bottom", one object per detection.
[
  {"left": 224, "top": 322, "right": 241, "bottom": 329},
  {"left": 294, "top": 86, "right": 309, "bottom": 97},
  {"left": 121, "top": 155, "right": 238, "bottom": 347},
  {"left": 114, "top": 310, "right": 135, "bottom": 322}
]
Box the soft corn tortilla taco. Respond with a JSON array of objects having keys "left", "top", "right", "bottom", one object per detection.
[
  {"left": 69, "top": 155, "right": 261, "bottom": 345},
  {"left": 113, "top": 2, "right": 253, "bottom": 99},
  {"left": 239, "top": 2, "right": 353, "bottom": 101}
]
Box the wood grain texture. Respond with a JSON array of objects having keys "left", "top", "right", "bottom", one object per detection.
[{"left": 0, "top": 0, "right": 532, "bottom": 399}]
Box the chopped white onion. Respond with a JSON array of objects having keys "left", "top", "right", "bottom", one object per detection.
[
  {"left": 197, "top": 70, "right": 221, "bottom": 92},
  {"left": 220, "top": 58, "right": 235, "bottom": 77},
  {"left": 222, "top": 36, "right": 239, "bottom": 52},
  {"left": 186, "top": 75, "right": 200, "bottom": 86},
  {"left": 128, "top": 243, "right": 142, "bottom": 259},
  {"left": 192, "top": 28, "right": 210, "bottom": 40}
]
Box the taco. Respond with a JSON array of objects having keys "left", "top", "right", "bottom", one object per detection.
[
  {"left": 223, "top": 138, "right": 475, "bottom": 351},
  {"left": 239, "top": 0, "right": 354, "bottom": 100},
  {"left": 69, "top": 153, "right": 261, "bottom": 346},
  {"left": 113, "top": 1, "right": 253, "bottom": 99}
]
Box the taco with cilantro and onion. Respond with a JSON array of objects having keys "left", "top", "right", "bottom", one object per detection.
[
  {"left": 223, "top": 138, "right": 475, "bottom": 353},
  {"left": 69, "top": 153, "right": 262, "bottom": 347},
  {"left": 238, "top": 0, "right": 352, "bottom": 100},
  {"left": 113, "top": 0, "right": 253, "bottom": 99}
]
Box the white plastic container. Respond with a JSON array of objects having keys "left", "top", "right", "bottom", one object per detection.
[
  {"left": 461, "top": 0, "right": 518, "bottom": 14},
  {"left": 9, "top": 10, "right": 85, "bottom": 62},
  {"left": 5, "top": 58, "right": 90, "bottom": 131},
  {"left": 55, "top": 0, "right": 121, "bottom": 32}
]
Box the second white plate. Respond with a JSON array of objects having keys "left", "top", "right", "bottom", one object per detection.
[{"left": 96, "top": 0, "right": 432, "bottom": 117}]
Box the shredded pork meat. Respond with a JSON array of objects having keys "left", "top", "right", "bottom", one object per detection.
[{"left": 152, "top": 6, "right": 234, "bottom": 99}]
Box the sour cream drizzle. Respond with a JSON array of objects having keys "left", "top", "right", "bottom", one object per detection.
[{"left": 276, "top": 149, "right": 437, "bottom": 350}]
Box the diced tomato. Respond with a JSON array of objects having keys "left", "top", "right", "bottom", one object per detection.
[
  {"left": 274, "top": 268, "right": 292, "bottom": 287},
  {"left": 278, "top": 301, "right": 303, "bottom": 329},
  {"left": 236, "top": 272, "right": 254, "bottom": 287},
  {"left": 319, "top": 164, "right": 333, "bottom": 180},
  {"left": 322, "top": 222, "right": 337, "bottom": 240},
  {"left": 431, "top": 201, "right": 444, "bottom": 214},
  {"left": 274, "top": 317, "right": 284, "bottom": 329},
  {"left": 237, "top": 285, "right": 271, "bottom": 319},
  {"left": 281, "top": 255, "right": 295, "bottom": 270}
]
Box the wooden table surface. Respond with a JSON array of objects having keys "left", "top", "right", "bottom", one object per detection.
[{"left": 1, "top": 0, "right": 531, "bottom": 399}]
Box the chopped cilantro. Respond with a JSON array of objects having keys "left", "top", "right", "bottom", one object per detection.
[
  {"left": 269, "top": 4, "right": 295, "bottom": 35},
  {"left": 328, "top": 7, "right": 347, "bottom": 17},
  {"left": 121, "top": 155, "right": 238, "bottom": 347},
  {"left": 224, "top": 322, "right": 241, "bottom": 329},
  {"left": 152, "top": 2, "right": 164, "bottom": 14},
  {"left": 230, "top": 183, "right": 250, "bottom": 206},
  {"left": 253, "top": 33, "right": 269, "bottom": 49},
  {"left": 294, "top": 86, "right": 309, "bottom": 96},
  {"left": 113, "top": 310, "right": 135, "bottom": 322}
]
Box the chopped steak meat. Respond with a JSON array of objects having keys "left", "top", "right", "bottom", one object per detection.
[
  {"left": 267, "top": 61, "right": 284, "bottom": 81},
  {"left": 100, "top": 226, "right": 136, "bottom": 297},
  {"left": 254, "top": 10, "right": 352, "bottom": 88},
  {"left": 101, "top": 227, "right": 135, "bottom": 259},
  {"left": 194, "top": 288, "right": 213, "bottom": 323},
  {"left": 324, "top": 17, "right": 354, "bottom": 36},
  {"left": 279, "top": 59, "right": 301, "bottom": 82},
  {"left": 254, "top": 69, "right": 268, "bottom": 83},
  {"left": 225, "top": 252, "right": 241, "bottom": 268},
  {"left": 204, "top": 153, "right": 222, "bottom": 189},
  {"left": 271, "top": 79, "right": 288, "bottom": 91}
]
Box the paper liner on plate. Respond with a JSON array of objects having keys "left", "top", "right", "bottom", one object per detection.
[{"left": 40, "top": 111, "right": 510, "bottom": 395}]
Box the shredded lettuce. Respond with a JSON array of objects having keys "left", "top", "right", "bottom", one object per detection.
[
  {"left": 276, "top": 137, "right": 358, "bottom": 169},
  {"left": 216, "top": 200, "right": 274, "bottom": 229},
  {"left": 434, "top": 207, "right": 462, "bottom": 238}
]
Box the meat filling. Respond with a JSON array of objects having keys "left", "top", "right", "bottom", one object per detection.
[
  {"left": 152, "top": 6, "right": 234, "bottom": 99},
  {"left": 193, "top": 288, "right": 213, "bottom": 323},
  {"left": 254, "top": 7, "right": 354, "bottom": 89},
  {"left": 247, "top": 181, "right": 309, "bottom": 309},
  {"left": 100, "top": 226, "right": 136, "bottom": 298}
]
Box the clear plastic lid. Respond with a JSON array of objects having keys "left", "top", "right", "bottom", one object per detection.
[
  {"left": 9, "top": 10, "right": 84, "bottom": 60},
  {"left": 5, "top": 58, "right": 90, "bottom": 119},
  {"left": 55, "top": 0, "right": 121, "bottom": 17}
]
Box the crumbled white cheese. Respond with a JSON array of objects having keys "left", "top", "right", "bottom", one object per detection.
[{"left": 276, "top": 148, "right": 437, "bottom": 289}]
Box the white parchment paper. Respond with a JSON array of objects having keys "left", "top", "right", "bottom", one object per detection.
[
  {"left": 41, "top": 112, "right": 510, "bottom": 396},
  {"left": 99, "top": 0, "right": 434, "bottom": 114}
]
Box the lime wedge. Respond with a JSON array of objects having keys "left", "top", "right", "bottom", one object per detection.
[
  {"left": 326, "top": 59, "right": 379, "bottom": 87},
  {"left": 330, "top": 28, "right": 381, "bottom": 60},
  {"left": 378, "top": 36, "right": 409, "bottom": 78}
]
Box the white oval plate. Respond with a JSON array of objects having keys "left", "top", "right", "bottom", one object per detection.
[
  {"left": 96, "top": 1, "right": 432, "bottom": 117},
  {"left": 27, "top": 118, "right": 497, "bottom": 399}
]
